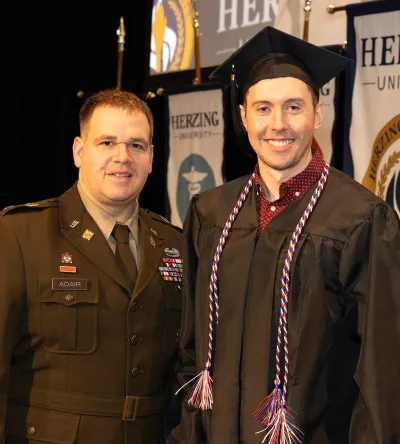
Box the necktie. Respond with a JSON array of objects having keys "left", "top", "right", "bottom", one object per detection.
[{"left": 113, "top": 224, "right": 138, "bottom": 291}]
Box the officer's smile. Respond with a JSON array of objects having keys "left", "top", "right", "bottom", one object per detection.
[{"left": 108, "top": 171, "right": 133, "bottom": 179}]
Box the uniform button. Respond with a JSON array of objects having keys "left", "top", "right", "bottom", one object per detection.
[
  {"left": 130, "top": 301, "right": 143, "bottom": 312},
  {"left": 270, "top": 206, "right": 276, "bottom": 212},
  {"left": 27, "top": 426, "right": 36, "bottom": 436},
  {"left": 130, "top": 335, "right": 142, "bottom": 345},
  {"left": 131, "top": 366, "right": 143, "bottom": 377},
  {"left": 175, "top": 284, "right": 182, "bottom": 291},
  {"left": 65, "top": 293, "right": 74, "bottom": 302},
  {"left": 295, "top": 191, "right": 300, "bottom": 197}
]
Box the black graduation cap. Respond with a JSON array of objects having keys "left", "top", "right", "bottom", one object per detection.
[
  {"left": 210, "top": 26, "right": 350, "bottom": 97},
  {"left": 209, "top": 26, "right": 351, "bottom": 156}
]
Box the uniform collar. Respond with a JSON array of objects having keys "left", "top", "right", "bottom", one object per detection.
[{"left": 77, "top": 181, "right": 139, "bottom": 244}]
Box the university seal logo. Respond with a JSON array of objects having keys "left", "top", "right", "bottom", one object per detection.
[
  {"left": 150, "top": 0, "right": 194, "bottom": 73},
  {"left": 176, "top": 154, "right": 216, "bottom": 223},
  {"left": 362, "top": 114, "right": 400, "bottom": 213}
]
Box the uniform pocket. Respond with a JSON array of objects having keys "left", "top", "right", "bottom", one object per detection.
[
  {"left": 38, "top": 276, "right": 99, "bottom": 354},
  {"left": 6, "top": 403, "right": 79, "bottom": 444},
  {"left": 163, "top": 284, "right": 182, "bottom": 357}
]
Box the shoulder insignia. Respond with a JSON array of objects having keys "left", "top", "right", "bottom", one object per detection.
[
  {"left": 1, "top": 198, "right": 58, "bottom": 216},
  {"left": 145, "top": 209, "right": 183, "bottom": 232}
]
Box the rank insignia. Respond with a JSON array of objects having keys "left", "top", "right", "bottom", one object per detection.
[
  {"left": 70, "top": 220, "right": 79, "bottom": 228},
  {"left": 150, "top": 236, "right": 156, "bottom": 248},
  {"left": 81, "top": 229, "right": 94, "bottom": 241},
  {"left": 61, "top": 252, "right": 73, "bottom": 264},
  {"left": 150, "top": 228, "right": 158, "bottom": 236}
]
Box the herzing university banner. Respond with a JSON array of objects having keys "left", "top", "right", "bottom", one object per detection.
[
  {"left": 345, "top": 1, "right": 400, "bottom": 213},
  {"left": 313, "top": 45, "right": 345, "bottom": 166},
  {"left": 314, "top": 77, "right": 336, "bottom": 164},
  {"left": 167, "top": 86, "right": 225, "bottom": 227}
]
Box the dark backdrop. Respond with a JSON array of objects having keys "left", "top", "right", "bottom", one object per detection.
[{"left": 1, "top": 1, "right": 255, "bottom": 214}]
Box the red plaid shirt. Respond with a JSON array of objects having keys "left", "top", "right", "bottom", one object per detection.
[{"left": 255, "top": 151, "right": 326, "bottom": 232}]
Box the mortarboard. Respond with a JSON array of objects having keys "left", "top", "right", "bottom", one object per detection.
[{"left": 209, "top": 26, "right": 352, "bottom": 155}]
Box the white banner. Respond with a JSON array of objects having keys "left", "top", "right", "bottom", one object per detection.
[
  {"left": 167, "top": 87, "right": 225, "bottom": 226},
  {"left": 274, "top": 0, "right": 373, "bottom": 47},
  {"left": 349, "top": 8, "right": 400, "bottom": 212},
  {"left": 314, "top": 78, "right": 336, "bottom": 163}
]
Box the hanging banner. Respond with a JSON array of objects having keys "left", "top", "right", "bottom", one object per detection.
[
  {"left": 166, "top": 84, "right": 225, "bottom": 226},
  {"left": 344, "top": 0, "right": 400, "bottom": 213},
  {"left": 314, "top": 44, "right": 347, "bottom": 168},
  {"left": 149, "top": 0, "right": 281, "bottom": 75},
  {"left": 274, "top": 0, "right": 375, "bottom": 47},
  {"left": 314, "top": 75, "right": 336, "bottom": 164}
]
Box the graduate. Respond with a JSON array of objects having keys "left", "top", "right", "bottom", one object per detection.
[{"left": 167, "top": 26, "right": 400, "bottom": 443}]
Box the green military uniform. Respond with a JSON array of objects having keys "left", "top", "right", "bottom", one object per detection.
[{"left": 0, "top": 183, "right": 183, "bottom": 444}]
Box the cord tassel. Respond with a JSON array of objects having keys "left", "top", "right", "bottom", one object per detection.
[
  {"left": 253, "top": 385, "right": 281, "bottom": 425},
  {"left": 185, "top": 367, "right": 213, "bottom": 410},
  {"left": 256, "top": 404, "right": 304, "bottom": 444}
]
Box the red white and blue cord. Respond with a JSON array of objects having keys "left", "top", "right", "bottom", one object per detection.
[{"left": 178, "top": 164, "right": 330, "bottom": 443}]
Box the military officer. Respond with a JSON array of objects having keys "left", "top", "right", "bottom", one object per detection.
[{"left": 0, "top": 89, "right": 183, "bottom": 443}]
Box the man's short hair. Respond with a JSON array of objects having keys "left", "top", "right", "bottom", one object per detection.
[
  {"left": 79, "top": 89, "right": 154, "bottom": 142},
  {"left": 243, "top": 81, "right": 319, "bottom": 109}
]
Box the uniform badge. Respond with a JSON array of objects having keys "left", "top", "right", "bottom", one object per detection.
[
  {"left": 159, "top": 257, "right": 183, "bottom": 282},
  {"left": 150, "top": 228, "right": 158, "bottom": 236},
  {"left": 81, "top": 229, "right": 94, "bottom": 241},
  {"left": 59, "top": 266, "right": 77, "bottom": 273},
  {"left": 164, "top": 247, "right": 180, "bottom": 258},
  {"left": 61, "top": 252, "right": 73, "bottom": 264},
  {"left": 70, "top": 220, "right": 79, "bottom": 228},
  {"left": 150, "top": 236, "right": 156, "bottom": 248}
]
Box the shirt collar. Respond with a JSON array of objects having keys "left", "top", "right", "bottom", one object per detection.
[
  {"left": 77, "top": 181, "right": 139, "bottom": 242},
  {"left": 254, "top": 149, "right": 326, "bottom": 203}
]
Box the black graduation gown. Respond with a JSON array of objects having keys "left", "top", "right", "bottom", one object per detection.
[{"left": 168, "top": 167, "right": 400, "bottom": 444}]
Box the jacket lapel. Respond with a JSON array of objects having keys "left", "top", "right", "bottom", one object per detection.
[
  {"left": 59, "top": 183, "right": 131, "bottom": 292},
  {"left": 132, "top": 209, "right": 165, "bottom": 301}
]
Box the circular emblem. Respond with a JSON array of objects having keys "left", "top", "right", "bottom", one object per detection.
[
  {"left": 61, "top": 252, "right": 73, "bottom": 264},
  {"left": 362, "top": 114, "right": 400, "bottom": 214},
  {"left": 150, "top": 0, "right": 194, "bottom": 73},
  {"left": 177, "top": 154, "right": 216, "bottom": 223}
]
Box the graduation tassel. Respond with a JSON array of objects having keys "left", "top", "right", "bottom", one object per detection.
[{"left": 254, "top": 164, "right": 330, "bottom": 443}]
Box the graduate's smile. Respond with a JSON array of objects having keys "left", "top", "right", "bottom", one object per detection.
[
  {"left": 265, "top": 138, "right": 295, "bottom": 148},
  {"left": 240, "top": 77, "right": 324, "bottom": 177}
]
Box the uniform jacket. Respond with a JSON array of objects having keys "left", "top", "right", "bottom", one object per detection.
[
  {"left": 168, "top": 167, "right": 400, "bottom": 444},
  {"left": 0, "top": 183, "right": 183, "bottom": 444}
]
